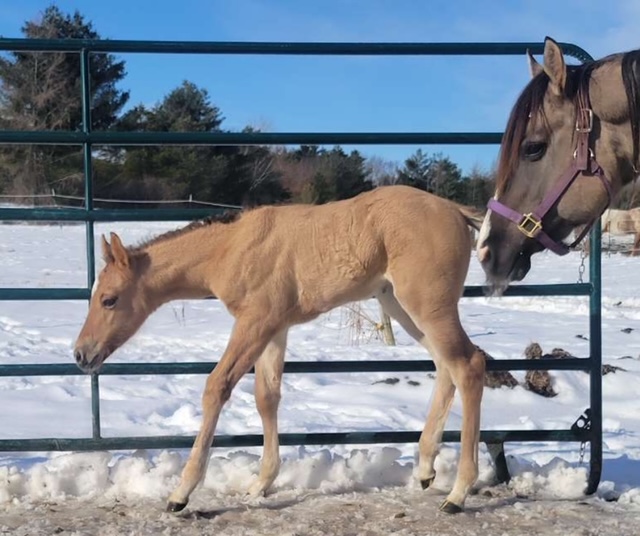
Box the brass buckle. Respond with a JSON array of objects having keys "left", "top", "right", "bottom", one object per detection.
[
  {"left": 575, "top": 109, "right": 593, "bottom": 133},
  {"left": 518, "top": 213, "right": 542, "bottom": 238}
]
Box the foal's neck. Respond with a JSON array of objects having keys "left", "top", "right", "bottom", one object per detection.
[{"left": 141, "top": 223, "right": 232, "bottom": 306}]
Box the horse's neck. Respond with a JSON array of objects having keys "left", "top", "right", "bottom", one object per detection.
[
  {"left": 143, "top": 224, "right": 232, "bottom": 305},
  {"left": 591, "top": 58, "right": 640, "bottom": 187}
]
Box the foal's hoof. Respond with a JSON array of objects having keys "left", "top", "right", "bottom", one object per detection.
[
  {"left": 420, "top": 476, "right": 436, "bottom": 490},
  {"left": 166, "top": 501, "right": 188, "bottom": 513},
  {"left": 439, "top": 500, "right": 463, "bottom": 514}
]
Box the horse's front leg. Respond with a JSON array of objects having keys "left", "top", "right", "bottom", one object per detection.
[{"left": 166, "top": 319, "right": 276, "bottom": 512}]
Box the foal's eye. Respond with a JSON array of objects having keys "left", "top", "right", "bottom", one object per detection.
[
  {"left": 101, "top": 296, "right": 118, "bottom": 309},
  {"left": 522, "top": 141, "right": 547, "bottom": 161}
]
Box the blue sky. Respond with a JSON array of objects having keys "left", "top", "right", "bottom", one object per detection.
[{"left": 0, "top": 0, "right": 638, "bottom": 173}]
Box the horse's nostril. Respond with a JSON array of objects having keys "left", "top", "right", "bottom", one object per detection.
[{"left": 74, "top": 350, "right": 83, "bottom": 364}]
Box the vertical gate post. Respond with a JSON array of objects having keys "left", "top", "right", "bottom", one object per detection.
[
  {"left": 587, "top": 220, "right": 603, "bottom": 493},
  {"left": 80, "top": 48, "right": 101, "bottom": 439}
]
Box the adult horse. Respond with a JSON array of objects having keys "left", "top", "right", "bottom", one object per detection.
[
  {"left": 73, "top": 186, "right": 486, "bottom": 514},
  {"left": 602, "top": 207, "right": 640, "bottom": 255},
  {"left": 476, "top": 37, "right": 639, "bottom": 293}
]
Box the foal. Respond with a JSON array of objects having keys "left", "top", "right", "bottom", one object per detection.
[{"left": 74, "top": 185, "right": 486, "bottom": 514}]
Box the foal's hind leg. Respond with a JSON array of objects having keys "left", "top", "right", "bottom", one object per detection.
[
  {"left": 248, "top": 329, "right": 288, "bottom": 497},
  {"left": 391, "top": 286, "right": 484, "bottom": 512},
  {"left": 167, "top": 318, "right": 278, "bottom": 512},
  {"left": 420, "top": 316, "right": 484, "bottom": 513},
  {"left": 377, "top": 289, "right": 456, "bottom": 490}
]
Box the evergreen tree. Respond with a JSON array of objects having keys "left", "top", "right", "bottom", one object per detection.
[
  {"left": 0, "top": 5, "right": 129, "bottom": 195},
  {"left": 397, "top": 150, "right": 463, "bottom": 202},
  {"left": 397, "top": 149, "right": 431, "bottom": 191},
  {"left": 329, "top": 148, "right": 373, "bottom": 200}
]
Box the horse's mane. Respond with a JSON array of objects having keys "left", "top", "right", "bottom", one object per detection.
[
  {"left": 621, "top": 49, "right": 640, "bottom": 169},
  {"left": 131, "top": 210, "right": 241, "bottom": 253},
  {"left": 496, "top": 48, "right": 640, "bottom": 193}
]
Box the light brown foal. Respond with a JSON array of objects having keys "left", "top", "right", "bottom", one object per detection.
[{"left": 74, "top": 185, "right": 486, "bottom": 514}]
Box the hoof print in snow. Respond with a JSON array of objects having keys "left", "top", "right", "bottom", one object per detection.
[
  {"left": 602, "top": 364, "right": 625, "bottom": 375},
  {"left": 621, "top": 327, "right": 634, "bottom": 334},
  {"left": 373, "top": 377, "right": 400, "bottom": 386}
]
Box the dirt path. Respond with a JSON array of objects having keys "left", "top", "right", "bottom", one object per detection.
[{"left": 1, "top": 485, "right": 637, "bottom": 536}]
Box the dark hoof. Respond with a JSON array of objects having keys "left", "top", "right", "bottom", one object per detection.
[
  {"left": 166, "top": 501, "right": 188, "bottom": 513},
  {"left": 420, "top": 476, "right": 435, "bottom": 490},
  {"left": 439, "top": 500, "right": 463, "bottom": 514}
]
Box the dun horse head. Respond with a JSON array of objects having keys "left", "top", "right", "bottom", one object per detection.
[
  {"left": 74, "top": 233, "right": 150, "bottom": 373},
  {"left": 477, "top": 37, "right": 640, "bottom": 293}
]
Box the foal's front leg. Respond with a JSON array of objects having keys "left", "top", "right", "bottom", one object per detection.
[{"left": 166, "top": 319, "right": 275, "bottom": 512}]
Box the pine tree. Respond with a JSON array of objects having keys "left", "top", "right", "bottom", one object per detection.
[{"left": 0, "top": 5, "right": 129, "bottom": 195}]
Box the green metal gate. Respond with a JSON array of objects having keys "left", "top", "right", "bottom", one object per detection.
[{"left": 0, "top": 38, "right": 601, "bottom": 493}]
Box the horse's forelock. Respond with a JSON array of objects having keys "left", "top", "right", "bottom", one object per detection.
[
  {"left": 496, "top": 73, "right": 551, "bottom": 194},
  {"left": 496, "top": 60, "right": 606, "bottom": 196}
]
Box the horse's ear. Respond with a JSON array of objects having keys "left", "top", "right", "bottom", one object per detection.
[
  {"left": 101, "top": 234, "right": 114, "bottom": 264},
  {"left": 526, "top": 49, "right": 543, "bottom": 78},
  {"left": 109, "top": 232, "right": 130, "bottom": 269},
  {"left": 542, "top": 36, "right": 566, "bottom": 96}
]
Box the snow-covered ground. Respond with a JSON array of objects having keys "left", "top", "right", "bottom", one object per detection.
[{"left": 0, "top": 219, "right": 639, "bottom": 534}]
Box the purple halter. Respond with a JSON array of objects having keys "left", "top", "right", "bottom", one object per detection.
[{"left": 489, "top": 89, "right": 613, "bottom": 256}]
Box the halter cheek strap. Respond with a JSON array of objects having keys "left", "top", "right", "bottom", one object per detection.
[{"left": 489, "top": 91, "right": 613, "bottom": 256}]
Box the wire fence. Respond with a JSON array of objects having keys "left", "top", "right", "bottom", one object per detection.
[{"left": 0, "top": 190, "right": 241, "bottom": 209}]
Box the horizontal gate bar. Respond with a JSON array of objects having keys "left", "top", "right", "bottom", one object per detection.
[
  {"left": 0, "top": 283, "right": 592, "bottom": 301},
  {"left": 0, "top": 358, "right": 593, "bottom": 378},
  {"left": 0, "top": 131, "right": 505, "bottom": 146},
  {"left": 0, "top": 206, "right": 232, "bottom": 222},
  {"left": 0, "top": 428, "right": 592, "bottom": 452},
  {"left": 0, "top": 39, "right": 591, "bottom": 62}
]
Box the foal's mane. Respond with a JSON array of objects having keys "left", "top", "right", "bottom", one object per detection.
[
  {"left": 496, "top": 48, "right": 640, "bottom": 193},
  {"left": 131, "top": 210, "right": 241, "bottom": 253}
]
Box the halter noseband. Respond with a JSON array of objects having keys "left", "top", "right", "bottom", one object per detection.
[{"left": 488, "top": 89, "right": 613, "bottom": 256}]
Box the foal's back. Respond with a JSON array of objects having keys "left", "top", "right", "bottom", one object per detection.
[{"left": 214, "top": 186, "right": 474, "bottom": 321}]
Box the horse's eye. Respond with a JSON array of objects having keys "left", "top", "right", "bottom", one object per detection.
[
  {"left": 101, "top": 296, "right": 118, "bottom": 309},
  {"left": 522, "top": 141, "right": 547, "bottom": 161}
]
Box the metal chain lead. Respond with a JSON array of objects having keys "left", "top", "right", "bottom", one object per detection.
[
  {"left": 578, "top": 246, "right": 587, "bottom": 284},
  {"left": 579, "top": 441, "right": 587, "bottom": 464}
]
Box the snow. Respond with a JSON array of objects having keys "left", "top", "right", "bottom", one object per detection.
[{"left": 1, "top": 219, "right": 640, "bottom": 533}]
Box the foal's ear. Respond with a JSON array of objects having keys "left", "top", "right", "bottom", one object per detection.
[
  {"left": 109, "top": 232, "right": 130, "bottom": 269},
  {"left": 526, "top": 49, "right": 543, "bottom": 78},
  {"left": 542, "top": 36, "right": 566, "bottom": 96},
  {"left": 101, "top": 234, "right": 114, "bottom": 264}
]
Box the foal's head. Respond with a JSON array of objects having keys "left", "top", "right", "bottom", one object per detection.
[
  {"left": 74, "top": 233, "right": 150, "bottom": 373},
  {"left": 477, "top": 37, "right": 639, "bottom": 292}
]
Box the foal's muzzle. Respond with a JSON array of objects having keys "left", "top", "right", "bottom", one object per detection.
[
  {"left": 479, "top": 236, "right": 533, "bottom": 295},
  {"left": 73, "top": 344, "right": 108, "bottom": 373}
]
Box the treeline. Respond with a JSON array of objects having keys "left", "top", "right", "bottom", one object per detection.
[{"left": 0, "top": 5, "right": 495, "bottom": 208}]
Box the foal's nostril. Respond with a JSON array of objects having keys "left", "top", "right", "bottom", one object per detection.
[{"left": 74, "top": 350, "right": 83, "bottom": 364}]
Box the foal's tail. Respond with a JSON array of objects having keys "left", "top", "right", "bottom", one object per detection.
[{"left": 456, "top": 204, "right": 486, "bottom": 231}]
